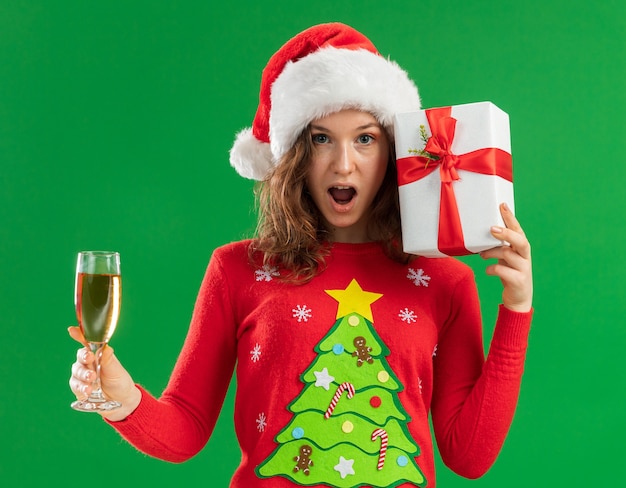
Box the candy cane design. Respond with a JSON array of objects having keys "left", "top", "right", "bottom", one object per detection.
[
  {"left": 324, "top": 382, "right": 355, "bottom": 419},
  {"left": 371, "top": 428, "right": 388, "bottom": 470}
]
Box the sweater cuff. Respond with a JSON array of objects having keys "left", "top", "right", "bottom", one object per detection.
[
  {"left": 492, "top": 304, "right": 533, "bottom": 350},
  {"left": 484, "top": 305, "right": 533, "bottom": 380},
  {"left": 103, "top": 385, "right": 157, "bottom": 432}
]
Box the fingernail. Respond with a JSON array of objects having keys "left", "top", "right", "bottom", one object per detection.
[
  {"left": 491, "top": 226, "right": 504, "bottom": 234},
  {"left": 502, "top": 202, "right": 510, "bottom": 212},
  {"left": 83, "top": 370, "right": 92, "bottom": 381}
]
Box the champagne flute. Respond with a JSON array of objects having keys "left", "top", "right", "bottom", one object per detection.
[{"left": 71, "top": 251, "right": 122, "bottom": 412}]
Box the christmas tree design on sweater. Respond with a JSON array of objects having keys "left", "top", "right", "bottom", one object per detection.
[{"left": 257, "top": 279, "right": 426, "bottom": 487}]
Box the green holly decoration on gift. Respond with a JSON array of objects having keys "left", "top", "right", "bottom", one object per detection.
[
  {"left": 408, "top": 124, "right": 440, "bottom": 168},
  {"left": 256, "top": 279, "right": 427, "bottom": 487}
]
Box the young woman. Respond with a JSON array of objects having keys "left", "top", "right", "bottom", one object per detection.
[{"left": 69, "top": 22, "right": 532, "bottom": 487}]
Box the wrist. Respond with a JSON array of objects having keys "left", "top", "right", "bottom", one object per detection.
[
  {"left": 502, "top": 302, "right": 532, "bottom": 314},
  {"left": 99, "top": 385, "right": 142, "bottom": 422}
]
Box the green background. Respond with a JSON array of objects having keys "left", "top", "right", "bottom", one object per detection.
[{"left": 1, "top": 0, "right": 624, "bottom": 486}]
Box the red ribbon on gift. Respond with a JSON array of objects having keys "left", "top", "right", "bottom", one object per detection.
[{"left": 397, "top": 107, "right": 513, "bottom": 255}]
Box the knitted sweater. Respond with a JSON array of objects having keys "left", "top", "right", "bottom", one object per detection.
[{"left": 108, "top": 240, "right": 532, "bottom": 487}]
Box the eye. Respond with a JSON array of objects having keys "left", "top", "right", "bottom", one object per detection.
[
  {"left": 358, "top": 134, "right": 374, "bottom": 144},
  {"left": 312, "top": 133, "right": 329, "bottom": 144}
]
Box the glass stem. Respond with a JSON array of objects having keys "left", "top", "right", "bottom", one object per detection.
[{"left": 89, "top": 342, "right": 106, "bottom": 401}]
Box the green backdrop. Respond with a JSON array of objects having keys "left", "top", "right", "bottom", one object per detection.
[{"left": 1, "top": 1, "right": 624, "bottom": 486}]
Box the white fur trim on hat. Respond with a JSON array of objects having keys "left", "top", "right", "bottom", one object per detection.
[{"left": 269, "top": 46, "right": 420, "bottom": 164}]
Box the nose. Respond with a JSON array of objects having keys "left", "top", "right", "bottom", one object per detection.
[{"left": 332, "top": 142, "right": 356, "bottom": 175}]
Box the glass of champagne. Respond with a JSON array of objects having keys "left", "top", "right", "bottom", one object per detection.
[{"left": 71, "top": 251, "right": 122, "bottom": 412}]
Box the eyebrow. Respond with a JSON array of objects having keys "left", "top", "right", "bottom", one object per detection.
[{"left": 310, "top": 122, "right": 381, "bottom": 132}]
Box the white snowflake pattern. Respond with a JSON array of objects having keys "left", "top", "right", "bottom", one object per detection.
[
  {"left": 432, "top": 344, "right": 438, "bottom": 357},
  {"left": 256, "top": 412, "right": 267, "bottom": 432},
  {"left": 407, "top": 267, "right": 431, "bottom": 287},
  {"left": 418, "top": 377, "right": 423, "bottom": 395},
  {"left": 292, "top": 304, "right": 313, "bottom": 322},
  {"left": 250, "top": 343, "right": 262, "bottom": 363},
  {"left": 398, "top": 308, "right": 417, "bottom": 323},
  {"left": 255, "top": 265, "right": 280, "bottom": 282}
]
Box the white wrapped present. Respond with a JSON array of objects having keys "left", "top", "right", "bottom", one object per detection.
[{"left": 394, "top": 101, "right": 515, "bottom": 257}]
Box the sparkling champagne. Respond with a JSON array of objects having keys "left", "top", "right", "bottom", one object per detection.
[{"left": 76, "top": 272, "right": 121, "bottom": 343}]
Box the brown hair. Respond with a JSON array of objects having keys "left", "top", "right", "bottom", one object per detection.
[{"left": 250, "top": 125, "right": 411, "bottom": 282}]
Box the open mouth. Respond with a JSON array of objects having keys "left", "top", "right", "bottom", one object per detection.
[{"left": 329, "top": 186, "right": 356, "bottom": 205}]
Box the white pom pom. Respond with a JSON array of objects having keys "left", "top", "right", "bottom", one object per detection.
[{"left": 229, "top": 128, "right": 274, "bottom": 181}]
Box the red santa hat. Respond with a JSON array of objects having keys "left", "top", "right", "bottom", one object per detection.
[{"left": 229, "top": 22, "right": 421, "bottom": 180}]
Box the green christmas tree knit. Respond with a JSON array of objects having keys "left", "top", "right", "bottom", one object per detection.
[{"left": 256, "top": 279, "right": 427, "bottom": 487}]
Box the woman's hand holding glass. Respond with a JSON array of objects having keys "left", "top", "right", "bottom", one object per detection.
[{"left": 68, "top": 325, "right": 141, "bottom": 420}]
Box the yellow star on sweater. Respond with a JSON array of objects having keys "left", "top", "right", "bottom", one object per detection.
[{"left": 325, "top": 279, "right": 383, "bottom": 321}]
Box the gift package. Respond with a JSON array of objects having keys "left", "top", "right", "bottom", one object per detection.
[{"left": 394, "top": 101, "right": 515, "bottom": 257}]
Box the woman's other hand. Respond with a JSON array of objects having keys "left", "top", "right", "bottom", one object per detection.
[{"left": 480, "top": 203, "right": 533, "bottom": 313}]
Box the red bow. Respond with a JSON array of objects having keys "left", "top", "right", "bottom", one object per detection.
[{"left": 397, "top": 107, "right": 512, "bottom": 255}]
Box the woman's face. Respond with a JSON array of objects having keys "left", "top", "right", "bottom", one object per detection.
[{"left": 306, "top": 109, "right": 390, "bottom": 243}]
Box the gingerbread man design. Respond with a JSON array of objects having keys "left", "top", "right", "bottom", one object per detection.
[
  {"left": 293, "top": 444, "right": 314, "bottom": 475},
  {"left": 352, "top": 336, "right": 374, "bottom": 367}
]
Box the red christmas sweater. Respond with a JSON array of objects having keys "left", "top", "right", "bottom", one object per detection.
[{"left": 108, "top": 240, "right": 532, "bottom": 487}]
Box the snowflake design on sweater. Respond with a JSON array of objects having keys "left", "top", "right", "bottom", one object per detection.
[
  {"left": 255, "top": 264, "right": 280, "bottom": 282},
  {"left": 407, "top": 267, "right": 431, "bottom": 287},
  {"left": 256, "top": 412, "right": 267, "bottom": 432},
  {"left": 292, "top": 304, "right": 312, "bottom": 322},
  {"left": 250, "top": 343, "right": 262, "bottom": 362},
  {"left": 398, "top": 308, "right": 417, "bottom": 323}
]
